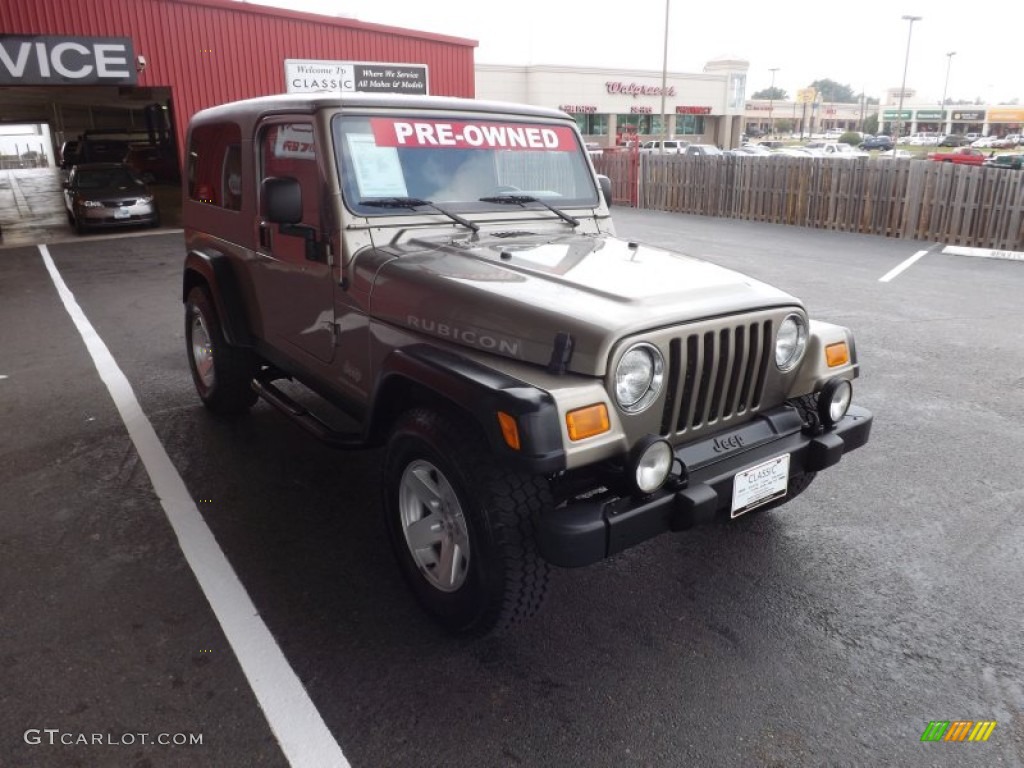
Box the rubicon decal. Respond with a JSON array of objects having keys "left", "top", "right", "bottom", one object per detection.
[
  {"left": 406, "top": 315, "right": 521, "bottom": 356},
  {"left": 920, "top": 721, "right": 997, "bottom": 742},
  {"left": 371, "top": 119, "right": 575, "bottom": 151}
]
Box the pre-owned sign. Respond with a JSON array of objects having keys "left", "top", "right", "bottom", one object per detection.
[
  {"left": 285, "top": 59, "right": 428, "bottom": 95},
  {"left": 0, "top": 35, "right": 136, "bottom": 86}
]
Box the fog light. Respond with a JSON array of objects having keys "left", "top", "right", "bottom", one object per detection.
[
  {"left": 817, "top": 378, "right": 852, "bottom": 429},
  {"left": 629, "top": 436, "right": 674, "bottom": 495}
]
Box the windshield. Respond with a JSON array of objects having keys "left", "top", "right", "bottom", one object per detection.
[
  {"left": 333, "top": 114, "right": 600, "bottom": 217},
  {"left": 74, "top": 168, "right": 140, "bottom": 189}
]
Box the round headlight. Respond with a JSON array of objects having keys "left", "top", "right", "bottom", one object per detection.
[
  {"left": 775, "top": 313, "right": 808, "bottom": 371},
  {"left": 631, "top": 436, "right": 674, "bottom": 494},
  {"left": 614, "top": 343, "right": 665, "bottom": 413}
]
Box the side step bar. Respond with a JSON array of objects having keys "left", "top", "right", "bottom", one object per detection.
[{"left": 251, "top": 372, "right": 366, "bottom": 449}]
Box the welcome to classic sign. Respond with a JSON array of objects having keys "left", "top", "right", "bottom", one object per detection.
[
  {"left": 285, "top": 59, "right": 428, "bottom": 95},
  {"left": 0, "top": 35, "right": 137, "bottom": 86}
]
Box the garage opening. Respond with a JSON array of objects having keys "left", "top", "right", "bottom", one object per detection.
[
  {"left": 0, "top": 124, "right": 53, "bottom": 169},
  {"left": 0, "top": 86, "right": 181, "bottom": 246}
]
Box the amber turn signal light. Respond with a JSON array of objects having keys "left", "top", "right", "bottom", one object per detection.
[
  {"left": 566, "top": 403, "right": 610, "bottom": 441},
  {"left": 825, "top": 342, "right": 850, "bottom": 368},
  {"left": 496, "top": 411, "right": 521, "bottom": 450}
]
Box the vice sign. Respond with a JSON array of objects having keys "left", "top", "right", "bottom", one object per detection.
[{"left": 0, "top": 36, "right": 137, "bottom": 86}]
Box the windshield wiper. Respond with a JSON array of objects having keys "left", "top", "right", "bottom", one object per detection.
[
  {"left": 478, "top": 195, "right": 579, "bottom": 228},
  {"left": 359, "top": 197, "right": 479, "bottom": 233}
]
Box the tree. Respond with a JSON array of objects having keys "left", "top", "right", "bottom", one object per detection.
[
  {"left": 862, "top": 113, "right": 879, "bottom": 135},
  {"left": 808, "top": 79, "right": 858, "bottom": 103},
  {"left": 752, "top": 86, "right": 788, "bottom": 100}
]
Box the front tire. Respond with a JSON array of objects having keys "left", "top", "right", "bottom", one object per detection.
[
  {"left": 383, "top": 409, "right": 551, "bottom": 635},
  {"left": 184, "top": 285, "right": 257, "bottom": 417}
]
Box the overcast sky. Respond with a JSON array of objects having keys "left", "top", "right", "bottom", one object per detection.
[{"left": 244, "top": 0, "right": 1021, "bottom": 105}]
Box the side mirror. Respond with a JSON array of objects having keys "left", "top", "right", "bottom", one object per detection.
[
  {"left": 262, "top": 175, "right": 322, "bottom": 261},
  {"left": 596, "top": 174, "right": 613, "bottom": 208},
  {"left": 263, "top": 176, "right": 302, "bottom": 224}
]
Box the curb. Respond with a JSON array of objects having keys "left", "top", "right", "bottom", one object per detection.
[{"left": 942, "top": 245, "right": 1024, "bottom": 263}]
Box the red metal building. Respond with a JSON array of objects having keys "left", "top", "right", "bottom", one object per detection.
[{"left": 0, "top": 0, "right": 477, "bottom": 159}]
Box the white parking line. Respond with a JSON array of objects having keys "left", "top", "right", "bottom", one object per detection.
[
  {"left": 38, "top": 244, "right": 350, "bottom": 768},
  {"left": 879, "top": 249, "right": 929, "bottom": 283}
]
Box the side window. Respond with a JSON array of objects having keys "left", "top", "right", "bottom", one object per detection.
[
  {"left": 188, "top": 122, "right": 243, "bottom": 209},
  {"left": 259, "top": 122, "right": 320, "bottom": 263}
]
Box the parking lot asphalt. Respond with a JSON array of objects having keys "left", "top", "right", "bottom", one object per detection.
[{"left": 1, "top": 209, "right": 1022, "bottom": 767}]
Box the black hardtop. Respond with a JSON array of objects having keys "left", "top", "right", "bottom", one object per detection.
[{"left": 189, "top": 92, "right": 572, "bottom": 130}]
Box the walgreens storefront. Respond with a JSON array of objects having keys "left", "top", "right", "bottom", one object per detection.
[{"left": 476, "top": 58, "right": 750, "bottom": 149}]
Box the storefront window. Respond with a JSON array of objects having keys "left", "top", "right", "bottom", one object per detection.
[
  {"left": 729, "top": 74, "right": 746, "bottom": 110},
  {"left": 677, "top": 115, "right": 705, "bottom": 135},
  {"left": 573, "top": 113, "right": 608, "bottom": 136},
  {"left": 616, "top": 114, "right": 665, "bottom": 135}
]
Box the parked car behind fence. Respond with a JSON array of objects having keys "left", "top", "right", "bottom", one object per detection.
[
  {"left": 983, "top": 153, "right": 1024, "bottom": 170},
  {"left": 859, "top": 135, "right": 894, "bottom": 151},
  {"left": 639, "top": 139, "right": 687, "bottom": 154}
]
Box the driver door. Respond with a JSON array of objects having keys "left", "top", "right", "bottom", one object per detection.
[{"left": 250, "top": 119, "right": 335, "bottom": 364}]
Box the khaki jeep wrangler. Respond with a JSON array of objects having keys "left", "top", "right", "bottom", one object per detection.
[{"left": 182, "top": 93, "right": 873, "bottom": 634}]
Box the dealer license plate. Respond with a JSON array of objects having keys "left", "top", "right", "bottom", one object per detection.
[
  {"left": 731, "top": 454, "right": 790, "bottom": 518},
  {"left": 114, "top": 208, "right": 130, "bottom": 219}
]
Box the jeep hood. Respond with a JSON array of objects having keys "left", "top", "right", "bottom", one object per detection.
[{"left": 369, "top": 231, "right": 799, "bottom": 376}]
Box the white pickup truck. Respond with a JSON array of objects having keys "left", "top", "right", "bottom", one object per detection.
[{"left": 805, "top": 141, "right": 868, "bottom": 158}]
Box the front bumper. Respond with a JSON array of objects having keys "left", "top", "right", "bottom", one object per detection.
[
  {"left": 537, "top": 404, "right": 873, "bottom": 567},
  {"left": 77, "top": 204, "right": 158, "bottom": 228}
]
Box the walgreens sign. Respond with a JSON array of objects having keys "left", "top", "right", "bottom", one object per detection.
[{"left": 605, "top": 81, "right": 676, "bottom": 98}]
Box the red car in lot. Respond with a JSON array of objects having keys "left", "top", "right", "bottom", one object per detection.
[{"left": 927, "top": 147, "right": 987, "bottom": 165}]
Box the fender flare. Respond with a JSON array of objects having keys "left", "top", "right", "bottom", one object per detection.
[
  {"left": 182, "top": 250, "right": 252, "bottom": 347},
  {"left": 374, "top": 344, "right": 567, "bottom": 475}
]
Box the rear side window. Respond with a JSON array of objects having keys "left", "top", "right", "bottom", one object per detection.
[{"left": 189, "top": 122, "right": 243, "bottom": 210}]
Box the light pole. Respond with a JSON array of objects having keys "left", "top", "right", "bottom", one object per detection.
[
  {"left": 941, "top": 51, "right": 956, "bottom": 133},
  {"left": 658, "top": 0, "right": 670, "bottom": 151},
  {"left": 895, "top": 14, "right": 922, "bottom": 142},
  {"left": 768, "top": 67, "right": 779, "bottom": 137}
]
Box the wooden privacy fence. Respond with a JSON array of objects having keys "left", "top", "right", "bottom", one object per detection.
[{"left": 593, "top": 152, "right": 1024, "bottom": 251}]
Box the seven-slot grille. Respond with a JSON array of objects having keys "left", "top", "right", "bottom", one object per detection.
[{"left": 659, "top": 318, "right": 774, "bottom": 437}]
